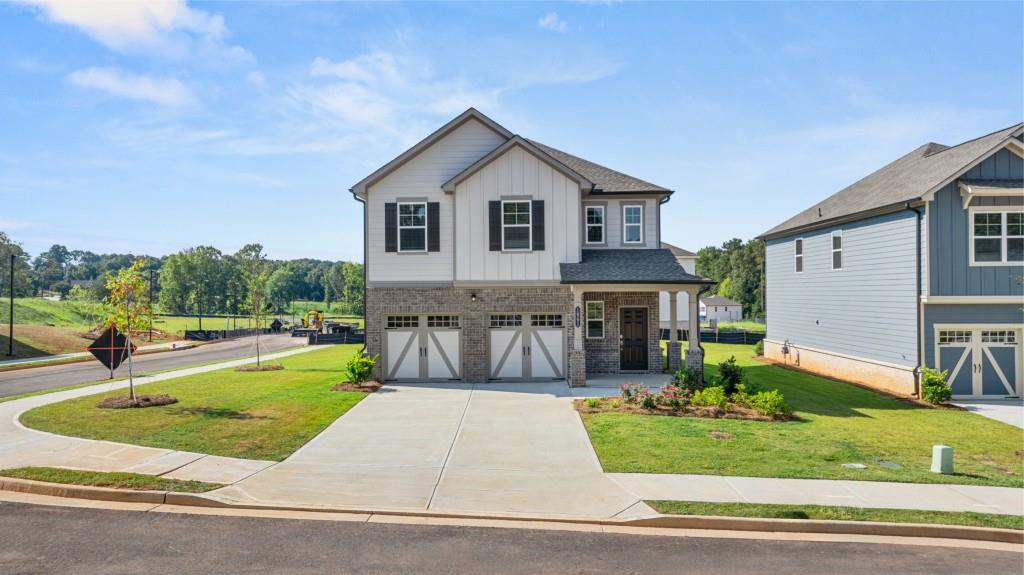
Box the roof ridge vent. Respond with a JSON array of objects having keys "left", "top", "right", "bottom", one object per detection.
[{"left": 922, "top": 142, "right": 949, "bottom": 156}]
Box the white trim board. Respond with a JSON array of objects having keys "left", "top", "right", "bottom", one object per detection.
[{"left": 921, "top": 296, "right": 1024, "bottom": 304}]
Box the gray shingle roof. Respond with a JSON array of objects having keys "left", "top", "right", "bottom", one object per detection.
[
  {"left": 701, "top": 294, "right": 740, "bottom": 307},
  {"left": 528, "top": 139, "right": 672, "bottom": 194},
  {"left": 761, "top": 123, "right": 1023, "bottom": 238},
  {"left": 560, "top": 249, "right": 713, "bottom": 284},
  {"left": 660, "top": 242, "right": 696, "bottom": 257}
]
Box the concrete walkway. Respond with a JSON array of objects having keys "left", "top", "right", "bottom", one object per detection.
[
  {"left": 211, "top": 383, "right": 649, "bottom": 519},
  {"left": 952, "top": 399, "right": 1024, "bottom": 429},
  {"left": 0, "top": 346, "right": 319, "bottom": 484},
  {"left": 610, "top": 473, "right": 1024, "bottom": 516}
]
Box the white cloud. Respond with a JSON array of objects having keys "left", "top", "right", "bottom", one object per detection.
[
  {"left": 0, "top": 219, "right": 33, "bottom": 231},
  {"left": 538, "top": 12, "right": 568, "bottom": 33},
  {"left": 245, "top": 70, "right": 266, "bottom": 88},
  {"left": 67, "top": 67, "right": 195, "bottom": 107},
  {"left": 17, "top": 0, "right": 250, "bottom": 61}
]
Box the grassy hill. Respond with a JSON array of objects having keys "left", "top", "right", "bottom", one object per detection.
[{"left": 0, "top": 298, "right": 100, "bottom": 329}]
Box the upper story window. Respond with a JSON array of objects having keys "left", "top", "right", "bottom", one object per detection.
[
  {"left": 623, "top": 205, "right": 643, "bottom": 244},
  {"left": 970, "top": 208, "right": 1024, "bottom": 265},
  {"left": 502, "top": 200, "right": 531, "bottom": 251},
  {"left": 831, "top": 230, "right": 843, "bottom": 270},
  {"left": 398, "top": 203, "right": 427, "bottom": 252},
  {"left": 585, "top": 205, "right": 605, "bottom": 244},
  {"left": 794, "top": 238, "right": 803, "bottom": 273}
]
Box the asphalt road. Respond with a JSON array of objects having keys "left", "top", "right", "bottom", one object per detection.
[
  {"left": 0, "top": 502, "right": 1020, "bottom": 575},
  {"left": 0, "top": 334, "right": 306, "bottom": 398}
]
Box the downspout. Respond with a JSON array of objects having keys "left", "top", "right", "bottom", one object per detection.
[{"left": 906, "top": 201, "right": 924, "bottom": 398}]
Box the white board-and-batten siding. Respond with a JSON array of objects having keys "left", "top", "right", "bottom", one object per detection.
[
  {"left": 366, "top": 118, "right": 507, "bottom": 284},
  {"left": 454, "top": 145, "right": 582, "bottom": 282},
  {"left": 765, "top": 210, "right": 919, "bottom": 368}
]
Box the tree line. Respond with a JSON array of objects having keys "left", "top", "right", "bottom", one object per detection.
[
  {"left": 0, "top": 232, "right": 364, "bottom": 316},
  {"left": 695, "top": 238, "right": 765, "bottom": 319}
]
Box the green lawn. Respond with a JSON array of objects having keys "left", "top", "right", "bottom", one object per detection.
[
  {"left": 0, "top": 466, "right": 221, "bottom": 493},
  {"left": 712, "top": 321, "right": 766, "bottom": 333},
  {"left": 585, "top": 343, "right": 1024, "bottom": 487},
  {"left": 647, "top": 500, "right": 1023, "bottom": 531},
  {"left": 20, "top": 344, "right": 367, "bottom": 461}
]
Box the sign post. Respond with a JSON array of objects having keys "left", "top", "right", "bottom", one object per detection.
[{"left": 87, "top": 325, "right": 136, "bottom": 379}]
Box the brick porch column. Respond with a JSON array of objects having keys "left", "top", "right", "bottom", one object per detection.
[
  {"left": 685, "top": 286, "right": 704, "bottom": 371},
  {"left": 568, "top": 287, "right": 587, "bottom": 387},
  {"left": 667, "top": 290, "right": 682, "bottom": 373}
]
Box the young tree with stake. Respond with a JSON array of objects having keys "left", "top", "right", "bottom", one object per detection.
[
  {"left": 237, "top": 244, "right": 270, "bottom": 366},
  {"left": 102, "top": 259, "right": 150, "bottom": 401}
]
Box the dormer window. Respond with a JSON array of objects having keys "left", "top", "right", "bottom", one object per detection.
[
  {"left": 623, "top": 205, "right": 643, "bottom": 244},
  {"left": 585, "top": 205, "right": 604, "bottom": 244}
]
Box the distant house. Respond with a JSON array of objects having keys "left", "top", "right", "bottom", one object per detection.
[
  {"left": 760, "top": 124, "right": 1023, "bottom": 398},
  {"left": 701, "top": 295, "right": 742, "bottom": 323},
  {"left": 658, "top": 242, "right": 698, "bottom": 331}
]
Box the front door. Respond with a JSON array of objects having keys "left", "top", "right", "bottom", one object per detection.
[{"left": 620, "top": 307, "right": 648, "bottom": 371}]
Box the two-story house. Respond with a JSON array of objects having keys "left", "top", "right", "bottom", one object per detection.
[
  {"left": 761, "top": 124, "right": 1023, "bottom": 399},
  {"left": 350, "top": 109, "right": 713, "bottom": 386}
]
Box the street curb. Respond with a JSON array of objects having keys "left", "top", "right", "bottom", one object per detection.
[{"left": 2, "top": 477, "right": 1021, "bottom": 545}]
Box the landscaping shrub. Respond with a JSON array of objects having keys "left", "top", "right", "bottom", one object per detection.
[
  {"left": 717, "top": 356, "right": 744, "bottom": 395},
  {"left": 691, "top": 386, "right": 727, "bottom": 410},
  {"left": 672, "top": 367, "right": 704, "bottom": 392},
  {"left": 610, "top": 399, "right": 622, "bottom": 409},
  {"left": 656, "top": 384, "right": 690, "bottom": 410},
  {"left": 754, "top": 340, "right": 764, "bottom": 356},
  {"left": 749, "top": 389, "right": 792, "bottom": 418},
  {"left": 344, "top": 352, "right": 378, "bottom": 385},
  {"left": 730, "top": 382, "right": 762, "bottom": 407},
  {"left": 619, "top": 383, "right": 647, "bottom": 404},
  {"left": 921, "top": 367, "right": 952, "bottom": 405},
  {"left": 585, "top": 397, "right": 602, "bottom": 409}
]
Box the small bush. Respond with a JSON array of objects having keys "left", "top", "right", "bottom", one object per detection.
[
  {"left": 691, "top": 386, "right": 727, "bottom": 409},
  {"left": 656, "top": 384, "right": 690, "bottom": 410},
  {"left": 672, "top": 367, "right": 704, "bottom": 392},
  {"left": 921, "top": 367, "right": 952, "bottom": 405},
  {"left": 730, "top": 382, "right": 762, "bottom": 407},
  {"left": 640, "top": 391, "right": 658, "bottom": 410},
  {"left": 610, "top": 399, "right": 622, "bottom": 409},
  {"left": 749, "top": 389, "right": 792, "bottom": 417},
  {"left": 585, "top": 397, "right": 601, "bottom": 409},
  {"left": 753, "top": 340, "right": 764, "bottom": 356},
  {"left": 619, "top": 383, "right": 647, "bottom": 404},
  {"left": 344, "top": 351, "right": 378, "bottom": 385},
  {"left": 717, "top": 356, "right": 744, "bottom": 395}
]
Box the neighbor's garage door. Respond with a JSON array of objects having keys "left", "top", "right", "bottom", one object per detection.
[
  {"left": 937, "top": 327, "right": 1021, "bottom": 398},
  {"left": 488, "top": 314, "right": 565, "bottom": 381},
  {"left": 384, "top": 315, "right": 461, "bottom": 381}
]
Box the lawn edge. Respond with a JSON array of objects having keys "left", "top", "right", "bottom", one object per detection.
[{"left": 2, "top": 477, "right": 1020, "bottom": 545}]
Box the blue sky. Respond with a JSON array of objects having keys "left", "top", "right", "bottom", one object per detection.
[{"left": 2, "top": 1, "right": 1021, "bottom": 262}]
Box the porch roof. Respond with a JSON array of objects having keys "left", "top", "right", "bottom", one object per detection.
[{"left": 559, "top": 249, "right": 715, "bottom": 285}]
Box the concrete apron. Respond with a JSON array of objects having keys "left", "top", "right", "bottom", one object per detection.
[{"left": 211, "top": 382, "right": 651, "bottom": 519}]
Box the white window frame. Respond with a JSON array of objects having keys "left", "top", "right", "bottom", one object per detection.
[
  {"left": 585, "top": 205, "right": 605, "bottom": 245},
  {"left": 831, "top": 230, "right": 843, "bottom": 271},
  {"left": 501, "top": 200, "right": 532, "bottom": 252},
  {"left": 794, "top": 238, "right": 804, "bottom": 273},
  {"left": 397, "top": 202, "right": 427, "bottom": 253},
  {"left": 622, "top": 205, "right": 644, "bottom": 244},
  {"left": 585, "top": 301, "right": 604, "bottom": 339},
  {"left": 969, "top": 206, "right": 1024, "bottom": 266}
]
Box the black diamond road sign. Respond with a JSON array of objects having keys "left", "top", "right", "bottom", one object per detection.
[{"left": 87, "top": 325, "right": 136, "bottom": 371}]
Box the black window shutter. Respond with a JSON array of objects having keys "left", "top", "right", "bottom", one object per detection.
[
  {"left": 532, "top": 200, "right": 545, "bottom": 251},
  {"left": 384, "top": 203, "right": 397, "bottom": 253},
  {"left": 427, "top": 202, "right": 440, "bottom": 252},
  {"left": 488, "top": 201, "right": 501, "bottom": 251}
]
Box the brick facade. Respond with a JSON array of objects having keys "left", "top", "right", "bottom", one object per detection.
[{"left": 582, "top": 291, "right": 662, "bottom": 374}]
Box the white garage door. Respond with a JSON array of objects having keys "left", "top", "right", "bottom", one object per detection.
[
  {"left": 384, "top": 315, "right": 461, "bottom": 381},
  {"left": 489, "top": 313, "right": 564, "bottom": 381}
]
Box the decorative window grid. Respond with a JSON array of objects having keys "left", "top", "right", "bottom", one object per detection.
[
  {"left": 386, "top": 315, "right": 419, "bottom": 329},
  {"left": 427, "top": 315, "right": 460, "bottom": 328},
  {"left": 530, "top": 314, "right": 563, "bottom": 327},
  {"left": 938, "top": 330, "right": 972, "bottom": 345},
  {"left": 981, "top": 330, "right": 1017, "bottom": 344},
  {"left": 489, "top": 314, "right": 523, "bottom": 327}
]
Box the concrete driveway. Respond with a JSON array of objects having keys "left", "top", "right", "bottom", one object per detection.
[
  {"left": 211, "top": 383, "right": 650, "bottom": 519},
  {"left": 952, "top": 399, "right": 1024, "bottom": 429}
]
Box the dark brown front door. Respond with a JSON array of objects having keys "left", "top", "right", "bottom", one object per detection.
[{"left": 619, "top": 308, "right": 648, "bottom": 371}]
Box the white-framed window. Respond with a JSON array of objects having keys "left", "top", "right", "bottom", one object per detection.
[
  {"left": 530, "top": 314, "right": 563, "bottom": 327},
  {"left": 489, "top": 314, "right": 523, "bottom": 327},
  {"left": 386, "top": 315, "right": 419, "bottom": 329},
  {"left": 831, "top": 230, "right": 843, "bottom": 270},
  {"left": 938, "top": 330, "right": 972, "bottom": 345},
  {"left": 981, "top": 330, "right": 1017, "bottom": 343},
  {"left": 398, "top": 202, "right": 427, "bottom": 252},
  {"left": 502, "top": 200, "right": 531, "bottom": 251},
  {"left": 623, "top": 205, "right": 643, "bottom": 244},
  {"left": 969, "top": 207, "right": 1024, "bottom": 265},
  {"left": 794, "top": 238, "right": 803, "bottom": 273},
  {"left": 586, "top": 301, "right": 604, "bottom": 338},
  {"left": 585, "top": 205, "right": 604, "bottom": 244},
  {"left": 427, "top": 315, "right": 460, "bottom": 328}
]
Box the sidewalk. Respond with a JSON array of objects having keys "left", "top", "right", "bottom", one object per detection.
[
  {"left": 0, "top": 346, "right": 318, "bottom": 484},
  {"left": 609, "top": 473, "right": 1024, "bottom": 516},
  {"left": 0, "top": 341, "right": 190, "bottom": 367}
]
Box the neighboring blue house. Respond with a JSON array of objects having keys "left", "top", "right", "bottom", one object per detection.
[{"left": 760, "top": 124, "right": 1023, "bottom": 398}]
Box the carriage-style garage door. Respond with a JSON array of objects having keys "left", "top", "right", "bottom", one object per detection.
[
  {"left": 489, "top": 314, "right": 565, "bottom": 381},
  {"left": 936, "top": 326, "right": 1021, "bottom": 399},
  {"left": 384, "top": 315, "right": 461, "bottom": 381}
]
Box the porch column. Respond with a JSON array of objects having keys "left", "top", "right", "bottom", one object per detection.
[
  {"left": 667, "top": 290, "right": 682, "bottom": 372},
  {"left": 569, "top": 287, "right": 587, "bottom": 387},
  {"left": 685, "top": 286, "right": 704, "bottom": 372}
]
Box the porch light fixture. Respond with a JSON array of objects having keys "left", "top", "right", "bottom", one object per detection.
[{"left": 471, "top": 293, "right": 477, "bottom": 302}]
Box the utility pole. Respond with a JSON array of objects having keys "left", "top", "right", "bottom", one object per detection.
[
  {"left": 7, "top": 254, "right": 13, "bottom": 356},
  {"left": 148, "top": 268, "right": 154, "bottom": 342}
]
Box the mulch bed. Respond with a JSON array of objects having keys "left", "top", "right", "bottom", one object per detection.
[
  {"left": 331, "top": 381, "right": 383, "bottom": 393},
  {"left": 573, "top": 398, "right": 795, "bottom": 422},
  {"left": 98, "top": 395, "right": 179, "bottom": 409},
  {"left": 234, "top": 364, "right": 285, "bottom": 372}
]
